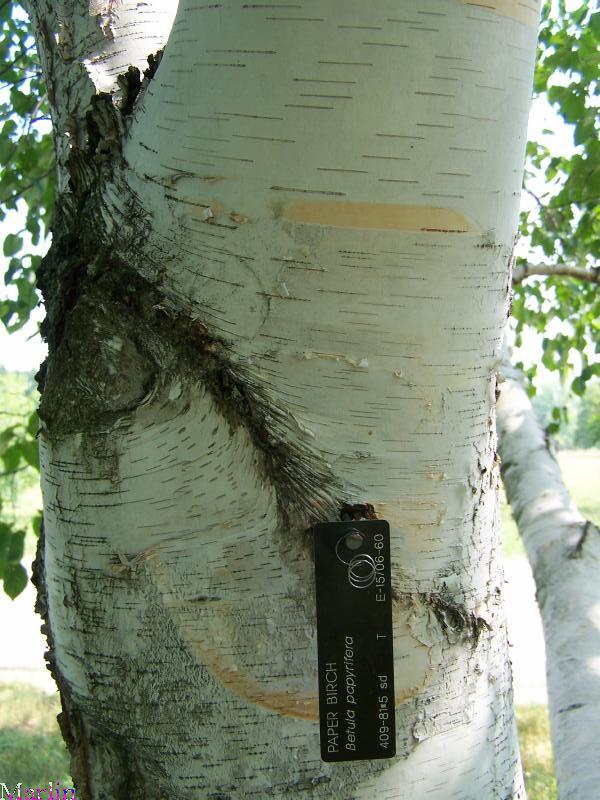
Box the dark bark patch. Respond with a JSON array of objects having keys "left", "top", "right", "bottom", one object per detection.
[
  {"left": 425, "top": 591, "right": 491, "bottom": 648},
  {"left": 392, "top": 587, "right": 491, "bottom": 649},
  {"left": 569, "top": 519, "right": 598, "bottom": 559},
  {"left": 340, "top": 502, "right": 378, "bottom": 521},
  {"left": 143, "top": 49, "right": 164, "bottom": 81},
  {"left": 117, "top": 66, "right": 142, "bottom": 117},
  {"left": 115, "top": 49, "right": 163, "bottom": 117},
  {"left": 38, "top": 267, "right": 156, "bottom": 432},
  {"left": 40, "top": 245, "right": 342, "bottom": 521},
  {"left": 38, "top": 48, "right": 166, "bottom": 363},
  {"left": 85, "top": 92, "right": 124, "bottom": 158},
  {"left": 206, "top": 357, "right": 342, "bottom": 523}
]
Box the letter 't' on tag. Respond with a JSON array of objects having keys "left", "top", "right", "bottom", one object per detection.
[{"left": 313, "top": 520, "right": 396, "bottom": 762}]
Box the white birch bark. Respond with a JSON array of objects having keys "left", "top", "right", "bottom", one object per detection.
[
  {"left": 29, "top": 1, "right": 540, "bottom": 797},
  {"left": 497, "top": 361, "right": 600, "bottom": 800}
]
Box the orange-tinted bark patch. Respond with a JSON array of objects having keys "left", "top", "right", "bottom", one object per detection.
[
  {"left": 457, "top": 0, "right": 539, "bottom": 29},
  {"left": 282, "top": 201, "right": 474, "bottom": 233}
]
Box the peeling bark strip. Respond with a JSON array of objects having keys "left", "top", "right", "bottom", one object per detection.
[
  {"left": 30, "top": 0, "right": 539, "bottom": 797},
  {"left": 497, "top": 362, "right": 600, "bottom": 800}
]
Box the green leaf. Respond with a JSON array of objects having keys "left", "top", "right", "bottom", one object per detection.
[
  {"left": 20, "top": 438, "right": 40, "bottom": 470},
  {"left": 0, "top": 522, "right": 10, "bottom": 567},
  {"left": 3, "top": 562, "right": 28, "bottom": 599},
  {"left": 26, "top": 411, "right": 39, "bottom": 437},
  {"left": 7, "top": 529, "right": 25, "bottom": 562},
  {"left": 0, "top": 136, "right": 16, "bottom": 165},
  {"left": 1, "top": 119, "right": 17, "bottom": 138},
  {"left": 3, "top": 232, "right": 23, "bottom": 256},
  {"left": 32, "top": 512, "right": 43, "bottom": 538},
  {"left": 10, "top": 87, "right": 36, "bottom": 116},
  {"left": 1, "top": 443, "right": 22, "bottom": 472},
  {"left": 0, "top": 425, "right": 17, "bottom": 446}
]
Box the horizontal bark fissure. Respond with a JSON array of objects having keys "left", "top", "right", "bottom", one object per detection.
[{"left": 558, "top": 703, "right": 584, "bottom": 714}]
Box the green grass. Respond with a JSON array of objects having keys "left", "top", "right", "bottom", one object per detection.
[
  {"left": 517, "top": 704, "right": 558, "bottom": 800},
  {"left": 0, "top": 683, "right": 71, "bottom": 787},
  {"left": 502, "top": 448, "right": 600, "bottom": 559},
  {"left": 556, "top": 449, "right": 600, "bottom": 523},
  {"left": 501, "top": 486, "right": 525, "bottom": 559}
]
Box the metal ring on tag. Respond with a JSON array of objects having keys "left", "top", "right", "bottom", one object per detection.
[
  {"left": 335, "top": 530, "right": 364, "bottom": 565},
  {"left": 347, "top": 553, "right": 376, "bottom": 589}
]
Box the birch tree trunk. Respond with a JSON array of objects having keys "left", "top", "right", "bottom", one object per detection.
[
  {"left": 29, "top": 1, "right": 540, "bottom": 797},
  {"left": 497, "top": 361, "right": 600, "bottom": 800}
]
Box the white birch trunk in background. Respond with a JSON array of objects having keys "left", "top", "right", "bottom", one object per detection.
[
  {"left": 497, "top": 362, "right": 600, "bottom": 800},
  {"left": 28, "top": 1, "right": 540, "bottom": 797}
]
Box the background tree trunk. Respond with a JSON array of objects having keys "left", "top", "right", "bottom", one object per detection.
[
  {"left": 497, "top": 360, "right": 600, "bottom": 800},
  {"left": 29, "top": 1, "right": 540, "bottom": 797}
]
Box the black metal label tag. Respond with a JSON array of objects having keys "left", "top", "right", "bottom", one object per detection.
[{"left": 313, "top": 520, "right": 395, "bottom": 762}]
